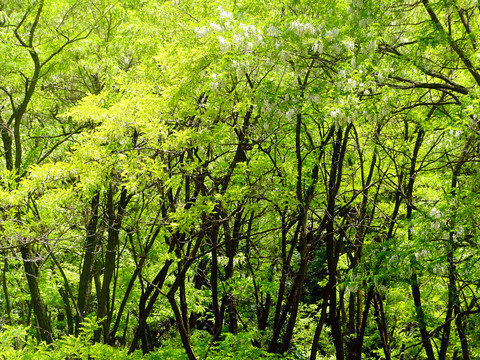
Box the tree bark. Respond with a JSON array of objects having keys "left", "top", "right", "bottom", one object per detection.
[
  {"left": 20, "top": 245, "right": 53, "bottom": 344},
  {"left": 76, "top": 192, "right": 100, "bottom": 334},
  {"left": 95, "top": 186, "right": 129, "bottom": 343}
]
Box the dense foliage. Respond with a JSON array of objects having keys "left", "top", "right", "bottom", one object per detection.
[{"left": 1, "top": 0, "right": 480, "bottom": 359}]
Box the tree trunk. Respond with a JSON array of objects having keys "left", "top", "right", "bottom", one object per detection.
[
  {"left": 76, "top": 192, "right": 100, "bottom": 334},
  {"left": 20, "top": 245, "right": 53, "bottom": 344},
  {"left": 95, "top": 186, "right": 129, "bottom": 343},
  {"left": 410, "top": 264, "right": 435, "bottom": 360}
]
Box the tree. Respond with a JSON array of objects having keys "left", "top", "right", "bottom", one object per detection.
[{"left": 1, "top": 0, "right": 480, "bottom": 359}]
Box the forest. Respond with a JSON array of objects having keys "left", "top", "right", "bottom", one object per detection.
[{"left": 0, "top": 0, "right": 479, "bottom": 359}]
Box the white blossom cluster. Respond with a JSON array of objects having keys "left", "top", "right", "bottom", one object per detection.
[
  {"left": 312, "top": 42, "right": 323, "bottom": 54},
  {"left": 305, "top": 93, "right": 321, "bottom": 104},
  {"left": 267, "top": 26, "right": 281, "bottom": 37},
  {"left": 289, "top": 20, "right": 317, "bottom": 37},
  {"left": 429, "top": 207, "right": 441, "bottom": 219},
  {"left": 231, "top": 23, "right": 264, "bottom": 53},
  {"left": 343, "top": 78, "right": 358, "bottom": 92},
  {"left": 218, "top": 6, "right": 233, "bottom": 20},
  {"left": 330, "top": 108, "right": 347, "bottom": 130},
  {"left": 232, "top": 60, "right": 248, "bottom": 78},
  {"left": 429, "top": 206, "right": 443, "bottom": 231},
  {"left": 239, "top": 23, "right": 258, "bottom": 36},
  {"left": 194, "top": 8, "right": 233, "bottom": 39},
  {"left": 263, "top": 99, "right": 274, "bottom": 115},
  {"left": 345, "top": 272, "right": 362, "bottom": 293},
  {"left": 210, "top": 22, "right": 223, "bottom": 32},
  {"left": 330, "top": 94, "right": 362, "bottom": 129},
  {"left": 285, "top": 108, "right": 296, "bottom": 121},
  {"left": 415, "top": 249, "right": 429, "bottom": 261},
  {"left": 325, "top": 27, "right": 339, "bottom": 39},
  {"left": 209, "top": 73, "right": 226, "bottom": 92},
  {"left": 197, "top": 9, "right": 359, "bottom": 65},
  {"left": 336, "top": 67, "right": 363, "bottom": 94},
  {"left": 432, "top": 263, "right": 446, "bottom": 276},
  {"left": 362, "top": 40, "right": 377, "bottom": 55},
  {"left": 331, "top": 43, "right": 342, "bottom": 55},
  {"left": 217, "top": 36, "right": 231, "bottom": 52},
  {"left": 343, "top": 39, "right": 355, "bottom": 51},
  {"left": 347, "top": 0, "right": 373, "bottom": 28},
  {"left": 194, "top": 26, "right": 210, "bottom": 38}
]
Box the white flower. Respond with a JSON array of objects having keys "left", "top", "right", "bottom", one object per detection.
[
  {"left": 354, "top": 0, "right": 363, "bottom": 8},
  {"left": 267, "top": 26, "right": 281, "bottom": 37},
  {"left": 367, "top": 40, "right": 377, "bottom": 52},
  {"left": 330, "top": 108, "right": 340, "bottom": 118},
  {"left": 286, "top": 109, "right": 295, "bottom": 120},
  {"left": 233, "top": 34, "right": 243, "bottom": 47},
  {"left": 344, "top": 78, "right": 357, "bottom": 92},
  {"left": 239, "top": 23, "right": 256, "bottom": 33},
  {"left": 433, "top": 264, "right": 445, "bottom": 275},
  {"left": 310, "top": 94, "right": 320, "bottom": 104},
  {"left": 218, "top": 36, "right": 231, "bottom": 52},
  {"left": 209, "top": 73, "right": 224, "bottom": 92},
  {"left": 290, "top": 21, "right": 303, "bottom": 36},
  {"left": 279, "top": 50, "right": 289, "bottom": 61},
  {"left": 332, "top": 43, "right": 342, "bottom": 55},
  {"left": 312, "top": 42, "right": 323, "bottom": 54},
  {"left": 415, "top": 249, "right": 429, "bottom": 261},
  {"left": 263, "top": 100, "right": 273, "bottom": 114},
  {"left": 429, "top": 207, "right": 441, "bottom": 219},
  {"left": 244, "top": 41, "right": 253, "bottom": 52},
  {"left": 344, "top": 40, "right": 355, "bottom": 51},
  {"left": 305, "top": 23, "right": 316, "bottom": 35},
  {"left": 210, "top": 22, "right": 222, "bottom": 32},
  {"left": 194, "top": 26, "right": 209, "bottom": 38},
  {"left": 290, "top": 21, "right": 316, "bottom": 37},
  {"left": 210, "top": 81, "right": 219, "bottom": 91},
  {"left": 218, "top": 7, "right": 233, "bottom": 19},
  {"left": 377, "top": 72, "right": 385, "bottom": 84},
  {"left": 235, "top": 62, "right": 246, "bottom": 78}
]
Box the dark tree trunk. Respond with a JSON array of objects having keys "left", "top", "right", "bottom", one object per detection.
[
  {"left": 373, "top": 292, "right": 391, "bottom": 360},
  {"left": 410, "top": 265, "right": 436, "bottom": 360},
  {"left": 2, "top": 257, "right": 12, "bottom": 324},
  {"left": 20, "top": 245, "right": 53, "bottom": 344},
  {"left": 76, "top": 192, "right": 100, "bottom": 334},
  {"left": 95, "top": 186, "right": 129, "bottom": 343}
]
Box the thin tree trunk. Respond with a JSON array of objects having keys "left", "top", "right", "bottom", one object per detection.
[
  {"left": 373, "top": 292, "right": 391, "bottom": 360},
  {"left": 410, "top": 264, "right": 436, "bottom": 360},
  {"left": 76, "top": 192, "right": 100, "bottom": 333},
  {"left": 2, "top": 257, "right": 12, "bottom": 324},
  {"left": 310, "top": 291, "right": 329, "bottom": 360},
  {"left": 167, "top": 294, "right": 197, "bottom": 360},
  {"left": 20, "top": 245, "right": 53, "bottom": 344},
  {"left": 355, "top": 287, "right": 374, "bottom": 360},
  {"left": 95, "top": 187, "right": 129, "bottom": 343},
  {"left": 210, "top": 221, "right": 223, "bottom": 338}
]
